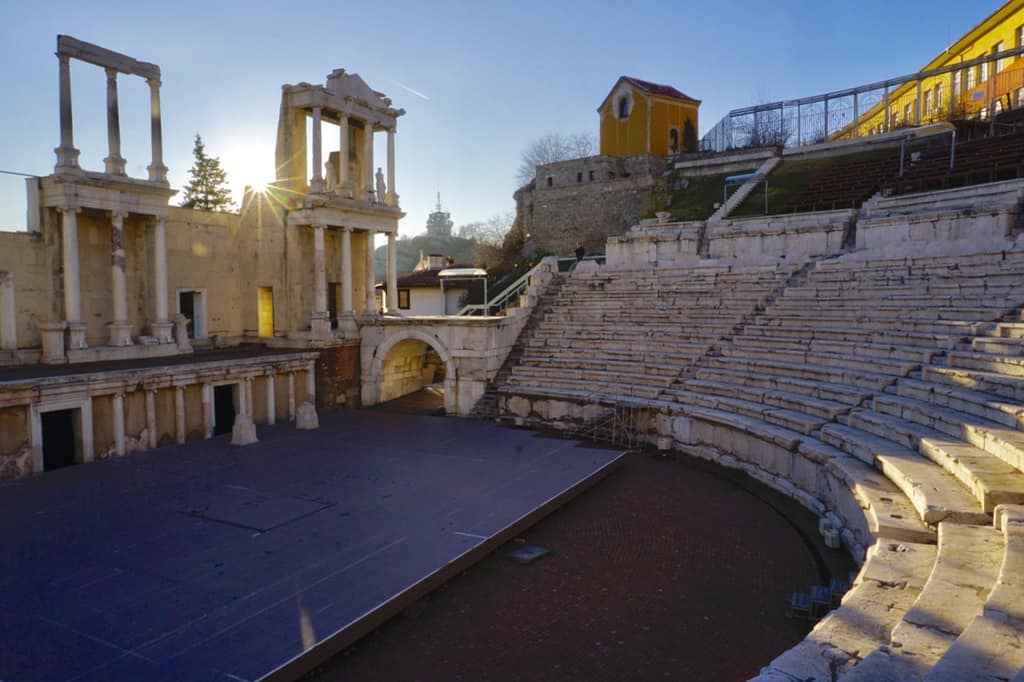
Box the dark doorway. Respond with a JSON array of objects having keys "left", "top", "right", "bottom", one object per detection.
[
  {"left": 328, "top": 282, "right": 340, "bottom": 329},
  {"left": 179, "top": 291, "right": 196, "bottom": 338},
  {"left": 41, "top": 409, "right": 76, "bottom": 471},
  {"left": 213, "top": 385, "right": 236, "bottom": 436}
]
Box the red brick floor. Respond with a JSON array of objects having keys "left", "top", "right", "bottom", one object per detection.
[{"left": 309, "top": 447, "right": 854, "bottom": 682}]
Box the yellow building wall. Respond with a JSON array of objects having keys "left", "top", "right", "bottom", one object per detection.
[
  {"left": 600, "top": 85, "right": 699, "bottom": 156},
  {"left": 852, "top": 3, "right": 1024, "bottom": 136},
  {"left": 649, "top": 98, "right": 699, "bottom": 155}
]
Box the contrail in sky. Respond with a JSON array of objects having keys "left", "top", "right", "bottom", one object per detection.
[{"left": 394, "top": 81, "right": 431, "bottom": 100}]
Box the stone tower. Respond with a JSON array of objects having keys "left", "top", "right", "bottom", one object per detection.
[{"left": 425, "top": 192, "right": 453, "bottom": 237}]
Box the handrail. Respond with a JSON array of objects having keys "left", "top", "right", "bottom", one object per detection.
[{"left": 455, "top": 261, "right": 544, "bottom": 316}]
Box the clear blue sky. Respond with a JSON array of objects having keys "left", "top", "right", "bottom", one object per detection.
[{"left": 0, "top": 0, "right": 1007, "bottom": 234}]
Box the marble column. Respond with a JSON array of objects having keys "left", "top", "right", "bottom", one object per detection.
[
  {"left": 306, "top": 361, "right": 316, "bottom": 403},
  {"left": 201, "top": 383, "right": 213, "bottom": 438},
  {"left": 174, "top": 386, "right": 186, "bottom": 444},
  {"left": 55, "top": 54, "right": 80, "bottom": 171},
  {"left": 386, "top": 128, "right": 396, "bottom": 206},
  {"left": 364, "top": 230, "right": 377, "bottom": 315},
  {"left": 103, "top": 68, "right": 126, "bottom": 175},
  {"left": 338, "top": 227, "right": 357, "bottom": 337},
  {"left": 266, "top": 373, "right": 276, "bottom": 426},
  {"left": 364, "top": 125, "right": 374, "bottom": 201},
  {"left": 338, "top": 114, "right": 349, "bottom": 192},
  {"left": 386, "top": 232, "right": 398, "bottom": 313},
  {"left": 107, "top": 211, "right": 132, "bottom": 346},
  {"left": 1, "top": 271, "right": 17, "bottom": 352},
  {"left": 244, "top": 377, "right": 254, "bottom": 418},
  {"left": 61, "top": 208, "right": 87, "bottom": 350},
  {"left": 288, "top": 372, "right": 296, "bottom": 421},
  {"left": 310, "top": 106, "right": 324, "bottom": 193},
  {"left": 151, "top": 218, "right": 172, "bottom": 342},
  {"left": 310, "top": 225, "right": 330, "bottom": 338},
  {"left": 146, "top": 79, "right": 167, "bottom": 182},
  {"left": 112, "top": 392, "right": 125, "bottom": 456}
]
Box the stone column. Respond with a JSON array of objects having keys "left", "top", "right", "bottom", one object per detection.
[
  {"left": 145, "top": 389, "right": 157, "bottom": 449},
  {"left": 288, "top": 372, "right": 296, "bottom": 421},
  {"left": 338, "top": 227, "right": 357, "bottom": 337},
  {"left": 244, "top": 377, "right": 254, "bottom": 418},
  {"left": 151, "top": 217, "right": 172, "bottom": 342},
  {"left": 201, "top": 383, "right": 213, "bottom": 438},
  {"left": 310, "top": 106, "right": 324, "bottom": 193},
  {"left": 112, "top": 392, "right": 126, "bottom": 456},
  {"left": 386, "top": 128, "right": 396, "bottom": 206},
  {"left": 338, "top": 114, "right": 349, "bottom": 192},
  {"left": 0, "top": 271, "right": 16, "bottom": 352},
  {"left": 307, "top": 361, "right": 316, "bottom": 402},
  {"left": 55, "top": 54, "right": 80, "bottom": 171},
  {"left": 310, "top": 224, "right": 330, "bottom": 338},
  {"left": 386, "top": 232, "right": 398, "bottom": 313},
  {"left": 107, "top": 211, "right": 132, "bottom": 346},
  {"left": 364, "top": 230, "right": 377, "bottom": 315},
  {"left": 364, "top": 125, "right": 374, "bottom": 201},
  {"left": 174, "top": 386, "right": 186, "bottom": 444},
  {"left": 146, "top": 79, "right": 167, "bottom": 182},
  {"left": 266, "top": 373, "right": 276, "bottom": 426},
  {"left": 61, "top": 208, "right": 87, "bottom": 350},
  {"left": 103, "top": 68, "right": 126, "bottom": 175}
]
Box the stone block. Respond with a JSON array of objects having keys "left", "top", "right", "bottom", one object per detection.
[
  {"left": 295, "top": 401, "right": 319, "bottom": 430},
  {"left": 230, "top": 414, "right": 259, "bottom": 445}
]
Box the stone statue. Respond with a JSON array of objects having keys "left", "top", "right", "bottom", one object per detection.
[
  {"left": 375, "top": 167, "right": 386, "bottom": 202},
  {"left": 325, "top": 162, "right": 336, "bottom": 192}
]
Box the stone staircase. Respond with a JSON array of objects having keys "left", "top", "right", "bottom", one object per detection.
[{"left": 469, "top": 274, "right": 565, "bottom": 419}]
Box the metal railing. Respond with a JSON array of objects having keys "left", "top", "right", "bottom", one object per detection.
[
  {"left": 455, "top": 261, "right": 543, "bottom": 316},
  {"left": 701, "top": 46, "right": 1024, "bottom": 152}
]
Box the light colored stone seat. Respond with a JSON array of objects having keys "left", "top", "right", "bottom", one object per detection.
[
  {"left": 693, "top": 367, "right": 874, "bottom": 406},
  {"left": 731, "top": 335, "right": 938, "bottom": 363},
  {"left": 683, "top": 378, "right": 851, "bottom": 421},
  {"left": 841, "top": 522, "right": 1004, "bottom": 681},
  {"left": 672, "top": 390, "right": 825, "bottom": 435},
  {"left": 752, "top": 539, "right": 937, "bottom": 681},
  {"left": 923, "top": 364, "right": 1024, "bottom": 402},
  {"left": 924, "top": 505, "right": 1024, "bottom": 682},
  {"left": 948, "top": 349, "right": 1024, "bottom": 377},
  {"left": 708, "top": 355, "right": 900, "bottom": 391},
  {"left": 897, "top": 377, "right": 1024, "bottom": 431},
  {"left": 751, "top": 325, "right": 962, "bottom": 350},
  {"left": 820, "top": 422, "right": 989, "bottom": 525}
]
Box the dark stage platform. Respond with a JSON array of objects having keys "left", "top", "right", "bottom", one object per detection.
[{"left": 0, "top": 412, "right": 623, "bottom": 681}]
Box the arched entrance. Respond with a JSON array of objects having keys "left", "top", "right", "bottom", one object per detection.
[{"left": 368, "top": 331, "right": 457, "bottom": 414}]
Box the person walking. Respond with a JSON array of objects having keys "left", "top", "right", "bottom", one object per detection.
[{"left": 574, "top": 241, "right": 585, "bottom": 262}]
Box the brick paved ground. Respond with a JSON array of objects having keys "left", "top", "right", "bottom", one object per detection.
[{"left": 310, "top": 446, "right": 855, "bottom": 682}]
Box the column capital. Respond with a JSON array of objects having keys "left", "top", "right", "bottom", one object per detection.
[
  {"left": 105, "top": 67, "right": 118, "bottom": 82},
  {"left": 146, "top": 77, "right": 162, "bottom": 89},
  {"left": 60, "top": 206, "right": 81, "bottom": 216},
  {"left": 110, "top": 209, "right": 129, "bottom": 221}
]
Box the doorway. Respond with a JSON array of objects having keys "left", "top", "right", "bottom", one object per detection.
[
  {"left": 213, "top": 385, "right": 236, "bottom": 436},
  {"left": 41, "top": 409, "right": 77, "bottom": 471},
  {"left": 179, "top": 291, "right": 196, "bottom": 338}
]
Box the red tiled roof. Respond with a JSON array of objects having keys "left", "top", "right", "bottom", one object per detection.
[{"left": 623, "top": 76, "right": 697, "bottom": 102}]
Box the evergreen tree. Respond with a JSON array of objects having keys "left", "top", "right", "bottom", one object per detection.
[{"left": 179, "top": 134, "right": 234, "bottom": 211}]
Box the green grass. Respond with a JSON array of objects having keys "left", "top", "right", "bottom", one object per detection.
[
  {"left": 730, "top": 158, "right": 831, "bottom": 217},
  {"left": 667, "top": 172, "right": 748, "bottom": 222}
]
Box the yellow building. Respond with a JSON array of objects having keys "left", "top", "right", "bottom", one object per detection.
[
  {"left": 599, "top": 76, "right": 700, "bottom": 157},
  {"left": 854, "top": 0, "right": 1024, "bottom": 135}
]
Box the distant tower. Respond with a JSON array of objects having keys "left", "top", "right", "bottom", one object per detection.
[{"left": 425, "top": 192, "right": 453, "bottom": 237}]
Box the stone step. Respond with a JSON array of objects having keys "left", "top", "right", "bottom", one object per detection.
[
  {"left": 754, "top": 316, "right": 986, "bottom": 337},
  {"left": 753, "top": 539, "right": 936, "bottom": 681},
  {"left": 962, "top": 421, "right": 1024, "bottom": 474},
  {"left": 871, "top": 394, "right": 1008, "bottom": 442},
  {"left": 722, "top": 346, "right": 918, "bottom": 376},
  {"left": 732, "top": 335, "right": 937, "bottom": 364},
  {"left": 783, "top": 282, "right": 1024, "bottom": 299},
  {"left": 503, "top": 376, "right": 665, "bottom": 402},
  {"left": 922, "top": 365, "right": 1024, "bottom": 403},
  {"left": 775, "top": 294, "right": 1023, "bottom": 310},
  {"left": 693, "top": 367, "right": 873, "bottom": 406},
  {"left": 971, "top": 336, "right": 1024, "bottom": 355},
  {"left": 672, "top": 391, "right": 824, "bottom": 435},
  {"left": 509, "top": 365, "right": 675, "bottom": 389},
  {"left": 516, "top": 356, "right": 682, "bottom": 377},
  {"left": 820, "top": 422, "right": 988, "bottom": 525},
  {"left": 897, "top": 377, "right": 1024, "bottom": 431},
  {"left": 948, "top": 350, "right": 1024, "bottom": 377},
  {"left": 683, "top": 378, "right": 850, "bottom": 421},
  {"left": 995, "top": 322, "right": 1024, "bottom": 339},
  {"left": 919, "top": 436, "right": 1024, "bottom": 513},
  {"left": 707, "top": 355, "right": 899, "bottom": 392},
  {"left": 924, "top": 505, "right": 1024, "bottom": 682},
  {"left": 750, "top": 324, "right": 962, "bottom": 350},
  {"left": 842, "top": 523, "right": 1003, "bottom": 681}
]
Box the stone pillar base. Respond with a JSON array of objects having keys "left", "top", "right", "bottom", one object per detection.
[
  {"left": 54, "top": 145, "right": 82, "bottom": 172},
  {"left": 66, "top": 322, "right": 88, "bottom": 350},
  {"left": 150, "top": 320, "right": 173, "bottom": 343},
  {"left": 310, "top": 315, "right": 332, "bottom": 340},
  {"left": 39, "top": 321, "right": 67, "bottom": 364},
  {"left": 103, "top": 155, "right": 127, "bottom": 175},
  {"left": 336, "top": 313, "right": 359, "bottom": 340},
  {"left": 296, "top": 401, "right": 319, "bottom": 430},
  {"left": 230, "top": 414, "right": 259, "bottom": 446},
  {"left": 106, "top": 322, "right": 133, "bottom": 347}
]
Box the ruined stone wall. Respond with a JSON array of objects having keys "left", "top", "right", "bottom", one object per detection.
[
  {"left": 316, "top": 344, "right": 361, "bottom": 410},
  {"left": 516, "top": 154, "right": 662, "bottom": 256}
]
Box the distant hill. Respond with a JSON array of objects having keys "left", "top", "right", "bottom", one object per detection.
[{"left": 374, "top": 233, "right": 479, "bottom": 276}]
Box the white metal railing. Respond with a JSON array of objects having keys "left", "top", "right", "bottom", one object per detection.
[{"left": 455, "top": 261, "right": 543, "bottom": 316}]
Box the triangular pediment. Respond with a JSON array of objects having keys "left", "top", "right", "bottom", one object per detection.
[{"left": 326, "top": 69, "right": 392, "bottom": 109}]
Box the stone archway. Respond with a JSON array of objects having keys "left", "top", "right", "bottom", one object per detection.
[{"left": 364, "top": 330, "right": 457, "bottom": 414}]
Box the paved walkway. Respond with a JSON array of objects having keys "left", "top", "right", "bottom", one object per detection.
[
  {"left": 311, "top": 448, "right": 854, "bottom": 682},
  {"left": 0, "top": 412, "right": 621, "bottom": 681}
]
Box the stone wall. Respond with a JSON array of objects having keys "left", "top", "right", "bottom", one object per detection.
[
  {"left": 515, "top": 154, "right": 663, "bottom": 256},
  {"left": 316, "top": 343, "right": 361, "bottom": 409}
]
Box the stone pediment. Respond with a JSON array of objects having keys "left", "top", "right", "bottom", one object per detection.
[{"left": 326, "top": 69, "right": 392, "bottom": 110}]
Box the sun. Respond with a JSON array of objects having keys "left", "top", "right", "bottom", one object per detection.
[{"left": 223, "top": 139, "right": 273, "bottom": 202}]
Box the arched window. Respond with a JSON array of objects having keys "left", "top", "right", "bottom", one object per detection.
[
  {"left": 669, "top": 128, "right": 679, "bottom": 153},
  {"left": 618, "top": 96, "right": 629, "bottom": 118}
]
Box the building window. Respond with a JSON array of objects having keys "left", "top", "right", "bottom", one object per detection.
[
  {"left": 618, "top": 96, "right": 629, "bottom": 118},
  {"left": 934, "top": 83, "right": 944, "bottom": 115},
  {"left": 981, "top": 61, "right": 989, "bottom": 83},
  {"left": 546, "top": 176, "right": 553, "bottom": 187},
  {"left": 668, "top": 127, "right": 679, "bottom": 154},
  {"left": 952, "top": 71, "right": 961, "bottom": 96},
  {"left": 924, "top": 90, "right": 933, "bottom": 116},
  {"left": 980, "top": 106, "right": 989, "bottom": 120},
  {"left": 576, "top": 172, "right": 583, "bottom": 182},
  {"left": 1017, "top": 24, "right": 1024, "bottom": 48},
  {"left": 588, "top": 170, "right": 595, "bottom": 181},
  {"left": 398, "top": 289, "right": 410, "bottom": 310},
  {"left": 995, "top": 99, "right": 1004, "bottom": 115},
  {"left": 1016, "top": 87, "right": 1024, "bottom": 108},
  {"left": 995, "top": 41, "right": 1006, "bottom": 73},
  {"left": 904, "top": 102, "right": 913, "bottom": 123},
  {"left": 967, "top": 67, "right": 976, "bottom": 90},
  {"left": 177, "top": 289, "right": 206, "bottom": 339}
]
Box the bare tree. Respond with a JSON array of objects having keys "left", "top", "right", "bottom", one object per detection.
[{"left": 516, "top": 132, "right": 597, "bottom": 186}]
